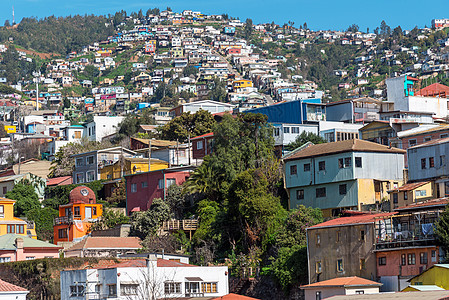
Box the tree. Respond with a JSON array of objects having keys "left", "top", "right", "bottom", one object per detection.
[
  {"left": 165, "top": 184, "right": 185, "bottom": 219},
  {"left": 436, "top": 205, "right": 449, "bottom": 261},
  {"left": 159, "top": 110, "right": 215, "bottom": 142},
  {"left": 347, "top": 24, "right": 359, "bottom": 33},
  {"left": 4, "top": 20, "right": 10, "bottom": 27},
  {"left": 26, "top": 207, "right": 59, "bottom": 241},
  {"left": 209, "top": 77, "right": 227, "bottom": 102},
  {"left": 83, "top": 65, "right": 100, "bottom": 81},
  {"left": 131, "top": 198, "right": 171, "bottom": 239},
  {"left": 285, "top": 131, "right": 326, "bottom": 151},
  {"left": 6, "top": 181, "right": 40, "bottom": 216},
  {"left": 244, "top": 18, "right": 253, "bottom": 39},
  {"left": 182, "top": 66, "right": 198, "bottom": 77},
  {"left": 89, "top": 208, "right": 130, "bottom": 231},
  {"left": 105, "top": 181, "right": 126, "bottom": 207}
]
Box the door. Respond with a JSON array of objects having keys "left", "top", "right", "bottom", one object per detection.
[{"left": 85, "top": 207, "right": 92, "bottom": 219}]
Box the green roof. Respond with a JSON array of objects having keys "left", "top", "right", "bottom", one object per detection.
[{"left": 0, "top": 234, "right": 61, "bottom": 250}]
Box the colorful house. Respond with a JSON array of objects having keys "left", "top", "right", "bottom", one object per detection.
[
  {"left": 125, "top": 166, "right": 195, "bottom": 215},
  {"left": 191, "top": 132, "right": 214, "bottom": 161},
  {"left": 404, "top": 264, "right": 449, "bottom": 291},
  {"left": 100, "top": 157, "right": 168, "bottom": 181},
  {"left": 53, "top": 186, "right": 103, "bottom": 245},
  {"left": 0, "top": 198, "right": 36, "bottom": 238},
  {"left": 0, "top": 234, "right": 61, "bottom": 262},
  {"left": 388, "top": 181, "right": 434, "bottom": 209},
  {"left": 232, "top": 79, "right": 253, "bottom": 92},
  {"left": 0, "top": 278, "right": 29, "bottom": 299}
]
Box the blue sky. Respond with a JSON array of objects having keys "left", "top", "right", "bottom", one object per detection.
[{"left": 0, "top": 0, "right": 448, "bottom": 31}]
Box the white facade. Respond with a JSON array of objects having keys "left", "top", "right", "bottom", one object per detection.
[
  {"left": 304, "top": 286, "right": 379, "bottom": 300},
  {"left": 85, "top": 116, "right": 125, "bottom": 142},
  {"left": 272, "top": 123, "right": 318, "bottom": 147},
  {"left": 60, "top": 259, "right": 228, "bottom": 300},
  {"left": 0, "top": 291, "right": 28, "bottom": 300}
]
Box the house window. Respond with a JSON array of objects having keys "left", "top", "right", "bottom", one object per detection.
[
  {"left": 0, "top": 257, "right": 11, "bottom": 263},
  {"left": 86, "top": 170, "right": 95, "bottom": 182},
  {"left": 95, "top": 285, "right": 102, "bottom": 295},
  {"left": 283, "top": 127, "right": 290, "bottom": 134},
  {"left": 166, "top": 178, "right": 176, "bottom": 188},
  {"left": 441, "top": 155, "right": 446, "bottom": 167},
  {"left": 360, "top": 259, "right": 366, "bottom": 270},
  {"left": 316, "top": 234, "right": 320, "bottom": 245},
  {"left": 393, "top": 193, "right": 398, "bottom": 204},
  {"left": 318, "top": 161, "right": 325, "bottom": 171},
  {"left": 16, "top": 225, "right": 24, "bottom": 234},
  {"left": 296, "top": 189, "right": 304, "bottom": 200},
  {"left": 75, "top": 173, "right": 84, "bottom": 184},
  {"left": 432, "top": 250, "right": 437, "bottom": 262},
  {"left": 424, "top": 136, "right": 432, "bottom": 142},
  {"left": 92, "top": 207, "right": 97, "bottom": 216},
  {"left": 408, "top": 253, "right": 416, "bottom": 265},
  {"left": 355, "top": 157, "right": 362, "bottom": 168},
  {"left": 339, "top": 184, "right": 347, "bottom": 195},
  {"left": 26, "top": 256, "right": 35, "bottom": 260},
  {"left": 404, "top": 192, "right": 408, "bottom": 200},
  {"left": 316, "top": 187, "right": 326, "bottom": 198},
  {"left": 290, "top": 165, "right": 297, "bottom": 175},
  {"left": 421, "top": 158, "right": 427, "bottom": 169},
  {"left": 164, "top": 282, "right": 181, "bottom": 294},
  {"left": 131, "top": 183, "right": 137, "bottom": 193},
  {"left": 337, "top": 259, "right": 344, "bottom": 272},
  {"left": 158, "top": 179, "right": 164, "bottom": 189},
  {"left": 304, "top": 163, "right": 311, "bottom": 172},
  {"left": 108, "top": 284, "right": 117, "bottom": 297},
  {"left": 401, "top": 254, "right": 406, "bottom": 265},
  {"left": 273, "top": 128, "right": 280, "bottom": 136},
  {"left": 185, "top": 282, "right": 200, "bottom": 294},
  {"left": 75, "top": 157, "right": 84, "bottom": 167},
  {"left": 409, "top": 139, "right": 417, "bottom": 147},
  {"left": 316, "top": 261, "right": 322, "bottom": 273},
  {"left": 121, "top": 284, "right": 138, "bottom": 295},
  {"left": 344, "top": 157, "right": 351, "bottom": 167},
  {"left": 292, "top": 127, "right": 300, "bottom": 134},
  {"left": 7, "top": 224, "right": 14, "bottom": 233},
  {"left": 355, "top": 291, "right": 365, "bottom": 295},
  {"left": 142, "top": 181, "right": 148, "bottom": 188},
  {"left": 58, "top": 229, "right": 67, "bottom": 239},
  {"left": 360, "top": 230, "right": 365, "bottom": 241},
  {"left": 197, "top": 141, "right": 203, "bottom": 150},
  {"left": 429, "top": 157, "right": 435, "bottom": 168},
  {"left": 378, "top": 257, "right": 386, "bottom": 265},
  {"left": 420, "top": 252, "right": 428, "bottom": 264},
  {"left": 0, "top": 205, "right": 3, "bottom": 218},
  {"left": 201, "top": 282, "right": 217, "bottom": 293},
  {"left": 86, "top": 156, "right": 94, "bottom": 165},
  {"left": 338, "top": 158, "right": 344, "bottom": 169},
  {"left": 74, "top": 206, "right": 80, "bottom": 216},
  {"left": 316, "top": 291, "right": 322, "bottom": 300},
  {"left": 441, "top": 133, "right": 449, "bottom": 139},
  {"left": 416, "top": 190, "right": 427, "bottom": 197},
  {"left": 70, "top": 285, "right": 85, "bottom": 297},
  {"left": 2, "top": 187, "right": 6, "bottom": 195}
]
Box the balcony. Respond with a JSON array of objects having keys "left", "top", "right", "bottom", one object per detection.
[
  {"left": 374, "top": 213, "right": 438, "bottom": 251},
  {"left": 162, "top": 219, "right": 198, "bottom": 231},
  {"left": 53, "top": 215, "right": 82, "bottom": 225}
]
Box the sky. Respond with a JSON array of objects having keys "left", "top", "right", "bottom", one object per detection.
[{"left": 1, "top": 0, "right": 449, "bottom": 32}]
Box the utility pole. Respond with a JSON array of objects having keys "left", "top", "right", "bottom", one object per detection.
[
  {"left": 36, "top": 73, "right": 39, "bottom": 111},
  {"left": 176, "top": 139, "right": 179, "bottom": 166},
  {"left": 148, "top": 139, "right": 152, "bottom": 172},
  {"left": 188, "top": 134, "right": 191, "bottom": 165},
  {"left": 12, "top": 6, "right": 14, "bottom": 25}
]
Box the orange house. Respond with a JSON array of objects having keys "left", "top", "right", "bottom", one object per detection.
[{"left": 53, "top": 186, "right": 103, "bottom": 245}]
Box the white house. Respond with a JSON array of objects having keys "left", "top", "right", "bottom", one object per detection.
[
  {"left": 84, "top": 116, "right": 125, "bottom": 142},
  {"left": 60, "top": 256, "right": 229, "bottom": 300},
  {"left": 301, "top": 276, "right": 381, "bottom": 300},
  {"left": 0, "top": 278, "right": 29, "bottom": 300},
  {"left": 169, "top": 100, "right": 235, "bottom": 117}
]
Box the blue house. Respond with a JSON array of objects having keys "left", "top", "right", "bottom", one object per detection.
[
  {"left": 223, "top": 27, "right": 236, "bottom": 35},
  {"left": 283, "top": 139, "right": 405, "bottom": 217},
  {"left": 244, "top": 98, "right": 326, "bottom": 124}
]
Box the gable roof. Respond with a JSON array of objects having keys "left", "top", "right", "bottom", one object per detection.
[
  {"left": 409, "top": 136, "right": 449, "bottom": 149},
  {"left": 47, "top": 176, "right": 73, "bottom": 186},
  {"left": 308, "top": 212, "right": 396, "bottom": 229},
  {"left": 301, "top": 276, "right": 382, "bottom": 289},
  {"left": 191, "top": 132, "right": 214, "bottom": 140},
  {"left": 284, "top": 139, "right": 405, "bottom": 161},
  {"left": 415, "top": 83, "right": 449, "bottom": 97},
  {"left": 395, "top": 198, "right": 449, "bottom": 211},
  {"left": 388, "top": 181, "right": 430, "bottom": 193},
  {"left": 65, "top": 237, "right": 142, "bottom": 252},
  {"left": 212, "top": 293, "right": 261, "bottom": 300},
  {"left": 0, "top": 234, "right": 62, "bottom": 250},
  {"left": 0, "top": 278, "right": 28, "bottom": 292}
]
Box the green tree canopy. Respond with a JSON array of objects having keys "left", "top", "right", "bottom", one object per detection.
[
  {"left": 6, "top": 181, "right": 40, "bottom": 216},
  {"left": 26, "top": 207, "right": 59, "bottom": 241},
  {"left": 130, "top": 198, "right": 171, "bottom": 239},
  {"left": 285, "top": 131, "right": 326, "bottom": 151},
  {"left": 160, "top": 110, "right": 215, "bottom": 142}
]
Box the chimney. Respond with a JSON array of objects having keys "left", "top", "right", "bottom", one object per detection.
[{"left": 15, "top": 238, "right": 24, "bottom": 261}]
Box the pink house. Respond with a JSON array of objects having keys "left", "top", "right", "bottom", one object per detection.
[
  {"left": 125, "top": 166, "right": 195, "bottom": 215},
  {"left": 0, "top": 234, "right": 61, "bottom": 262}
]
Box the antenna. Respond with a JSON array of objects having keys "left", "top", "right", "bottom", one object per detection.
[{"left": 12, "top": 6, "right": 15, "bottom": 25}]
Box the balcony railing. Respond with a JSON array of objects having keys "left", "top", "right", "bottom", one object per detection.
[
  {"left": 162, "top": 219, "right": 198, "bottom": 231},
  {"left": 53, "top": 215, "right": 82, "bottom": 225}
]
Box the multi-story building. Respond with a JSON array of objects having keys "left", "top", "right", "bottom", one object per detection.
[
  {"left": 306, "top": 211, "right": 394, "bottom": 284},
  {"left": 374, "top": 199, "right": 446, "bottom": 291},
  {"left": 84, "top": 116, "right": 125, "bottom": 142},
  {"left": 283, "top": 139, "right": 405, "bottom": 217},
  {"left": 53, "top": 186, "right": 103, "bottom": 245},
  {"left": 0, "top": 198, "right": 36, "bottom": 239}
]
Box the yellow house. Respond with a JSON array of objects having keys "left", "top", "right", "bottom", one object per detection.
[
  {"left": 171, "top": 47, "right": 184, "bottom": 57},
  {"left": 100, "top": 157, "right": 168, "bottom": 180},
  {"left": 4, "top": 125, "right": 16, "bottom": 134},
  {"left": 0, "top": 198, "right": 37, "bottom": 239},
  {"left": 233, "top": 79, "right": 253, "bottom": 92},
  {"left": 403, "top": 264, "right": 449, "bottom": 291},
  {"left": 388, "top": 181, "right": 434, "bottom": 209},
  {"left": 24, "top": 99, "right": 43, "bottom": 109}
]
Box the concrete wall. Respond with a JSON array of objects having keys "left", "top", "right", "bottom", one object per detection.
[{"left": 307, "top": 223, "right": 377, "bottom": 284}]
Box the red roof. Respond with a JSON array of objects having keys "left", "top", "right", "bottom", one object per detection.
[
  {"left": 47, "top": 176, "right": 72, "bottom": 186},
  {"left": 0, "top": 278, "right": 28, "bottom": 292},
  {"left": 308, "top": 212, "right": 396, "bottom": 229},
  {"left": 191, "top": 132, "right": 214, "bottom": 140},
  {"left": 101, "top": 258, "right": 195, "bottom": 269},
  {"left": 395, "top": 198, "right": 449, "bottom": 211},
  {"left": 212, "top": 293, "right": 260, "bottom": 300},
  {"left": 416, "top": 83, "right": 449, "bottom": 97},
  {"left": 66, "top": 237, "right": 142, "bottom": 251},
  {"left": 301, "top": 276, "right": 382, "bottom": 288},
  {"left": 388, "top": 181, "right": 430, "bottom": 192}
]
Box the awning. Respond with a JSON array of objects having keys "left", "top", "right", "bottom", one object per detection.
[{"left": 185, "top": 277, "right": 203, "bottom": 281}]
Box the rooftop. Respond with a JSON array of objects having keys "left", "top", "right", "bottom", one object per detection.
[
  {"left": 191, "top": 132, "right": 214, "bottom": 140},
  {"left": 409, "top": 136, "right": 449, "bottom": 149},
  {"left": 0, "top": 234, "right": 61, "bottom": 251},
  {"left": 394, "top": 198, "right": 449, "bottom": 211},
  {"left": 301, "top": 276, "right": 382, "bottom": 289},
  {"left": 65, "top": 237, "right": 142, "bottom": 252},
  {"left": 328, "top": 290, "right": 449, "bottom": 300},
  {"left": 284, "top": 139, "right": 405, "bottom": 161},
  {"left": 0, "top": 278, "right": 28, "bottom": 293},
  {"left": 388, "top": 181, "right": 430, "bottom": 193},
  {"left": 308, "top": 212, "right": 395, "bottom": 229}
]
